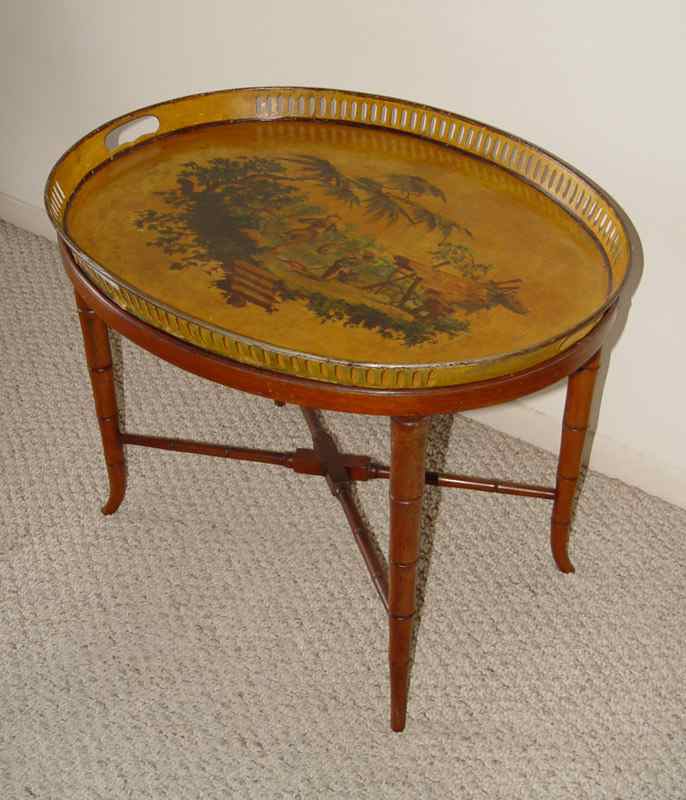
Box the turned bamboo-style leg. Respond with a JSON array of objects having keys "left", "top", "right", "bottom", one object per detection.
[
  {"left": 388, "top": 415, "right": 430, "bottom": 732},
  {"left": 551, "top": 350, "right": 601, "bottom": 573},
  {"left": 74, "top": 292, "right": 126, "bottom": 514}
]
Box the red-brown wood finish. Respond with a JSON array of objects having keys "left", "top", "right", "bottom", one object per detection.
[
  {"left": 551, "top": 351, "right": 601, "bottom": 573},
  {"left": 74, "top": 291, "right": 126, "bottom": 514},
  {"left": 369, "top": 464, "right": 556, "bottom": 500},
  {"left": 300, "top": 407, "right": 390, "bottom": 609},
  {"left": 61, "top": 241, "right": 618, "bottom": 731},
  {"left": 388, "top": 416, "right": 430, "bottom": 732},
  {"left": 121, "top": 430, "right": 557, "bottom": 499}
]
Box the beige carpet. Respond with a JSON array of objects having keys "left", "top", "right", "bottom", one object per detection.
[{"left": 0, "top": 219, "right": 684, "bottom": 799}]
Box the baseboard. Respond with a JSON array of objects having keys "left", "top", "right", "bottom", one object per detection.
[
  {"left": 466, "top": 404, "right": 686, "bottom": 510},
  {"left": 0, "top": 192, "right": 56, "bottom": 240},
  {"left": 2, "top": 194, "right": 683, "bottom": 509}
]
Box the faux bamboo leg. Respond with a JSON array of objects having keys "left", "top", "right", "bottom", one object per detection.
[
  {"left": 388, "top": 416, "right": 430, "bottom": 732},
  {"left": 551, "top": 350, "right": 601, "bottom": 573},
  {"left": 74, "top": 292, "right": 126, "bottom": 514}
]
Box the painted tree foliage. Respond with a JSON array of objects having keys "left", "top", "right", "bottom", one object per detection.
[{"left": 135, "top": 153, "right": 526, "bottom": 346}]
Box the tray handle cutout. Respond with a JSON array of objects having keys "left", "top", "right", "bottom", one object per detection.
[{"left": 105, "top": 115, "right": 160, "bottom": 151}]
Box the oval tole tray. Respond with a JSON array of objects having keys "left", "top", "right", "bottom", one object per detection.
[{"left": 45, "top": 87, "right": 639, "bottom": 388}]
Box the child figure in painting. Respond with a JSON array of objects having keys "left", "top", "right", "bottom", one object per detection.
[{"left": 319, "top": 250, "right": 377, "bottom": 282}]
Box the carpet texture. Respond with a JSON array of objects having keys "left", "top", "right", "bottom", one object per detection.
[{"left": 0, "top": 219, "right": 684, "bottom": 799}]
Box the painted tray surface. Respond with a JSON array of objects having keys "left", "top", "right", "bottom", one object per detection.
[{"left": 46, "top": 88, "right": 636, "bottom": 388}]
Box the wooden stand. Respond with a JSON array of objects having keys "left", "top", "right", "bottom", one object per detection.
[{"left": 68, "top": 243, "right": 605, "bottom": 732}]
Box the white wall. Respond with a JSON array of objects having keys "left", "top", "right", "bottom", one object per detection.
[{"left": 2, "top": 0, "right": 684, "bottom": 507}]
